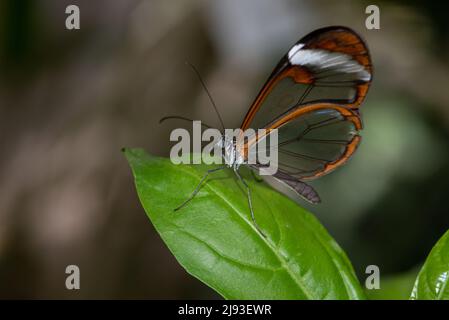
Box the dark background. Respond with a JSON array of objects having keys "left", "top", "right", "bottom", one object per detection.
[{"left": 0, "top": 0, "right": 448, "bottom": 298}]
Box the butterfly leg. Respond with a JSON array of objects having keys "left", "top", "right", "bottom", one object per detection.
[
  {"left": 175, "top": 166, "right": 225, "bottom": 211},
  {"left": 234, "top": 168, "right": 266, "bottom": 238}
]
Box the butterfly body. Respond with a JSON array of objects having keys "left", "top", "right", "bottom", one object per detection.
[{"left": 216, "top": 134, "right": 245, "bottom": 169}]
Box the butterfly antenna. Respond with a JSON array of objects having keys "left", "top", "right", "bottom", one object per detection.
[
  {"left": 186, "top": 61, "right": 225, "bottom": 131},
  {"left": 159, "top": 115, "right": 212, "bottom": 128}
]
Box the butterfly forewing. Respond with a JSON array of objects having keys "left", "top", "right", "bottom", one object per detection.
[
  {"left": 241, "top": 26, "right": 371, "bottom": 131},
  {"left": 241, "top": 26, "right": 371, "bottom": 183},
  {"left": 239, "top": 26, "right": 372, "bottom": 202}
]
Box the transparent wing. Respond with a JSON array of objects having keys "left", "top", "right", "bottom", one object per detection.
[
  {"left": 247, "top": 105, "right": 362, "bottom": 180},
  {"left": 241, "top": 26, "right": 372, "bottom": 131}
]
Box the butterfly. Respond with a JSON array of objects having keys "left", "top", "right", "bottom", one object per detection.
[{"left": 162, "top": 26, "right": 372, "bottom": 237}]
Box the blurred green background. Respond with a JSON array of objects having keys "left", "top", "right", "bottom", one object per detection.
[{"left": 0, "top": 0, "right": 448, "bottom": 299}]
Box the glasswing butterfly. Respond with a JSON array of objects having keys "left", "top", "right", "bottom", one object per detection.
[{"left": 162, "top": 26, "right": 372, "bottom": 237}]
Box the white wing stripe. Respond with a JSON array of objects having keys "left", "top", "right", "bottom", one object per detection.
[{"left": 287, "top": 43, "right": 371, "bottom": 81}]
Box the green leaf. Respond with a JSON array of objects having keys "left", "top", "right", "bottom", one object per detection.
[
  {"left": 124, "top": 148, "right": 365, "bottom": 300},
  {"left": 411, "top": 230, "right": 449, "bottom": 300}
]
